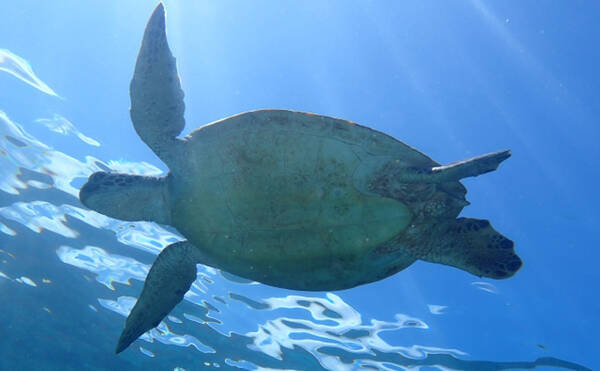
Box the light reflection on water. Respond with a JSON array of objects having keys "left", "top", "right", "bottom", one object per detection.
[
  {"left": 0, "top": 50, "right": 591, "bottom": 370},
  {"left": 35, "top": 114, "right": 100, "bottom": 147},
  {"left": 0, "top": 49, "right": 61, "bottom": 98}
]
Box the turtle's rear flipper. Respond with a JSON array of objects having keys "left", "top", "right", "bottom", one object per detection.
[
  {"left": 432, "top": 150, "right": 511, "bottom": 181},
  {"left": 422, "top": 218, "right": 522, "bottom": 279},
  {"left": 116, "top": 241, "right": 200, "bottom": 354}
]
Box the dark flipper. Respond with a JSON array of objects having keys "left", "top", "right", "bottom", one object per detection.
[
  {"left": 422, "top": 218, "right": 522, "bottom": 279},
  {"left": 115, "top": 241, "right": 201, "bottom": 354}
]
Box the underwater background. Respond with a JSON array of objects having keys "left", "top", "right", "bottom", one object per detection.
[{"left": 0, "top": 1, "right": 597, "bottom": 370}]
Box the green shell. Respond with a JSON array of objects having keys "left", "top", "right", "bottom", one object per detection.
[{"left": 169, "top": 109, "right": 430, "bottom": 290}]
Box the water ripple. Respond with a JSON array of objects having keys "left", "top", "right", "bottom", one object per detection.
[
  {"left": 0, "top": 201, "right": 79, "bottom": 237},
  {"left": 17, "top": 276, "right": 37, "bottom": 287},
  {"left": 471, "top": 281, "right": 499, "bottom": 294},
  {"left": 35, "top": 114, "right": 100, "bottom": 146},
  {"left": 0, "top": 221, "right": 16, "bottom": 236},
  {"left": 0, "top": 49, "right": 60, "bottom": 97},
  {"left": 57, "top": 245, "right": 148, "bottom": 290},
  {"left": 0, "top": 110, "right": 162, "bottom": 197},
  {"left": 427, "top": 304, "right": 447, "bottom": 315},
  {"left": 139, "top": 347, "right": 155, "bottom": 358}
]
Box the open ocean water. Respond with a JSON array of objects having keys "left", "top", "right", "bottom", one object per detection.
[{"left": 0, "top": 1, "right": 598, "bottom": 370}]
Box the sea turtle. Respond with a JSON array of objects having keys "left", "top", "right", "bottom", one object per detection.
[{"left": 79, "top": 3, "right": 522, "bottom": 354}]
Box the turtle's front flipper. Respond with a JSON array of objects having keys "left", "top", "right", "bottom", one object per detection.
[
  {"left": 116, "top": 241, "right": 204, "bottom": 354},
  {"left": 130, "top": 3, "right": 185, "bottom": 167},
  {"left": 421, "top": 218, "right": 522, "bottom": 279}
]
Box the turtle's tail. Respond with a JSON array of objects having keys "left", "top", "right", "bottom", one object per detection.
[{"left": 430, "top": 150, "right": 511, "bottom": 181}]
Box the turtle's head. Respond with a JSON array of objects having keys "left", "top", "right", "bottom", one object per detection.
[{"left": 79, "top": 171, "right": 170, "bottom": 224}]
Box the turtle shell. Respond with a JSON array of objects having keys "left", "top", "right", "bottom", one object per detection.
[{"left": 167, "top": 110, "right": 444, "bottom": 290}]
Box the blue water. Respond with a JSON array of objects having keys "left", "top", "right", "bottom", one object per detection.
[{"left": 0, "top": 1, "right": 597, "bottom": 370}]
